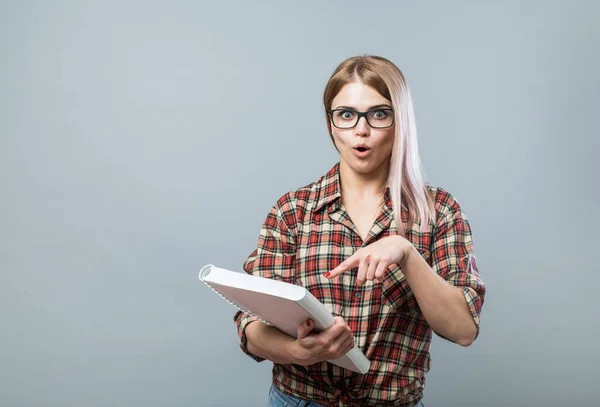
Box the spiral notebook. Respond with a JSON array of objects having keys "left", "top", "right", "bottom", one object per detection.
[{"left": 199, "top": 264, "right": 371, "bottom": 374}]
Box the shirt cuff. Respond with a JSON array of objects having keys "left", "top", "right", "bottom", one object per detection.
[
  {"left": 460, "top": 286, "right": 483, "bottom": 340},
  {"left": 234, "top": 311, "right": 266, "bottom": 362}
]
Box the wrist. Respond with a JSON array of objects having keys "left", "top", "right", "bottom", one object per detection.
[
  {"left": 285, "top": 338, "right": 302, "bottom": 365},
  {"left": 399, "top": 242, "right": 418, "bottom": 269}
]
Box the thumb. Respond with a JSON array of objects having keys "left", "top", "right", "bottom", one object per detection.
[{"left": 296, "top": 318, "right": 314, "bottom": 340}]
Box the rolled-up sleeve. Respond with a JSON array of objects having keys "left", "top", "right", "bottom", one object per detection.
[
  {"left": 233, "top": 312, "right": 265, "bottom": 362},
  {"left": 233, "top": 194, "right": 297, "bottom": 361},
  {"left": 430, "top": 197, "right": 486, "bottom": 340}
]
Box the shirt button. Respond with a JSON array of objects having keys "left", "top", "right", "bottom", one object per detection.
[{"left": 355, "top": 292, "right": 361, "bottom": 298}]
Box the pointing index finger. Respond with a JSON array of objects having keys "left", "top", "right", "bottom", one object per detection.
[{"left": 324, "top": 255, "right": 359, "bottom": 279}]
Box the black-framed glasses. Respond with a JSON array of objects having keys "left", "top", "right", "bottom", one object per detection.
[{"left": 328, "top": 108, "right": 395, "bottom": 129}]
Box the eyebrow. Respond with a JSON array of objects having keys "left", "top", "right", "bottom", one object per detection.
[{"left": 332, "top": 104, "right": 393, "bottom": 111}]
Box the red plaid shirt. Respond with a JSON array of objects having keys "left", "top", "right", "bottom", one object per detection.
[{"left": 234, "top": 162, "right": 485, "bottom": 406}]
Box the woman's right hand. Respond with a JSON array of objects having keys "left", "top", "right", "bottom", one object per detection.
[{"left": 289, "top": 316, "right": 356, "bottom": 367}]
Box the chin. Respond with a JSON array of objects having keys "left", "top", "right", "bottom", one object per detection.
[
  {"left": 341, "top": 152, "right": 388, "bottom": 173},
  {"left": 351, "top": 165, "right": 375, "bottom": 174},
  {"left": 347, "top": 161, "right": 382, "bottom": 175}
]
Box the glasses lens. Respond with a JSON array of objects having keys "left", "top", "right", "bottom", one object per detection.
[
  {"left": 331, "top": 110, "right": 357, "bottom": 129},
  {"left": 367, "top": 109, "right": 394, "bottom": 128}
]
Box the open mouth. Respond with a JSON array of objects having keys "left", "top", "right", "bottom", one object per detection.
[{"left": 355, "top": 147, "right": 369, "bottom": 152}]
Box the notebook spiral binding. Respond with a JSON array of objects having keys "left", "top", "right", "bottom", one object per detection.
[{"left": 199, "top": 264, "right": 273, "bottom": 327}]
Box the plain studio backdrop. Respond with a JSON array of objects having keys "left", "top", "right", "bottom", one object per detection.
[{"left": 1, "top": 1, "right": 598, "bottom": 406}]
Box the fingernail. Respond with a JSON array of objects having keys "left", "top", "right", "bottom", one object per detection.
[{"left": 323, "top": 272, "right": 331, "bottom": 278}]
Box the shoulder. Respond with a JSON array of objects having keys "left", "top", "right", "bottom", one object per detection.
[
  {"left": 272, "top": 165, "right": 336, "bottom": 214},
  {"left": 269, "top": 167, "right": 332, "bottom": 229},
  {"left": 425, "top": 184, "right": 470, "bottom": 224}
]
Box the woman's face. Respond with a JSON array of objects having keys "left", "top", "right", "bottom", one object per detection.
[{"left": 330, "top": 81, "right": 395, "bottom": 177}]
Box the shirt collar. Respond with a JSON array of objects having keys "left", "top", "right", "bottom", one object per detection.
[
  {"left": 312, "top": 162, "right": 393, "bottom": 213},
  {"left": 312, "top": 163, "right": 342, "bottom": 213}
]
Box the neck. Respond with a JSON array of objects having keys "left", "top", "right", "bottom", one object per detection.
[{"left": 338, "top": 159, "right": 389, "bottom": 199}]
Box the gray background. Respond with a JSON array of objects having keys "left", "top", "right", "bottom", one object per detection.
[{"left": 1, "top": 1, "right": 598, "bottom": 406}]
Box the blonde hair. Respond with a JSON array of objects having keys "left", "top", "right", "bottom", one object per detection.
[{"left": 323, "top": 55, "right": 435, "bottom": 234}]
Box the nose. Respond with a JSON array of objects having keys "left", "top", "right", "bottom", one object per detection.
[{"left": 355, "top": 116, "right": 370, "bottom": 136}]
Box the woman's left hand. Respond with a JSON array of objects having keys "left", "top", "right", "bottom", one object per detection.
[{"left": 324, "top": 235, "right": 413, "bottom": 285}]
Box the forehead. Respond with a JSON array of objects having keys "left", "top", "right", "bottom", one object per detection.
[{"left": 331, "top": 81, "right": 390, "bottom": 110}]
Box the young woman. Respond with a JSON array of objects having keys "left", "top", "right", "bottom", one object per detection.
[{"left": 234, "top": 55, "right": 486, "bottom": 407}]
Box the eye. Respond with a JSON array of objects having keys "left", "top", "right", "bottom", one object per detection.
[
  {"left": 372, "top": 110, "right": 388, "bottom": 119},
  {"left": 338, "top": 110, "right": 356, "bottom": 120}
]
